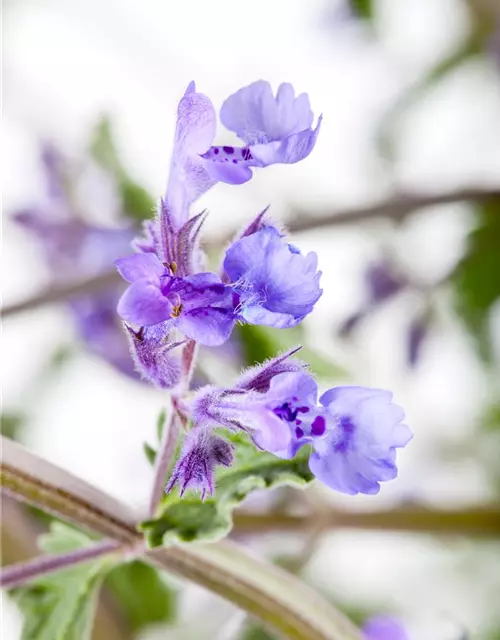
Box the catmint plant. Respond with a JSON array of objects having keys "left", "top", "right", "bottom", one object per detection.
[{"left": 112, "top": 79, "right": 411, "bottom": 501}]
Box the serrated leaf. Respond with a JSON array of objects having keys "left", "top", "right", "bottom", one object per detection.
[
  {"left": 90, "top": 117, "right": 155, "bottom": 223},
  {"left": 452, "top": 201, "right": 500, "bottom": 362},
  {"left": 140, "top": 433, "right": 313, "bottom": 546},
  {"left": 237, "top": 324, "right": 346, "bottom": 381},
  {"left": 10, "top": 523, "right": 112, "bottom": 640},
  {"left": 105, "top": 560, "right": 177, "bottom": 631}
]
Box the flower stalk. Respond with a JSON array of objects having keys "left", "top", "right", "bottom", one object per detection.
[{"left": 0, "top": 539, "right": 123, "bottom": 589}]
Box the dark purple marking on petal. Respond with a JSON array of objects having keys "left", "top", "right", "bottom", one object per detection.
[
  {"left": 295, "top": 419, "right": 302, "bottom": 426},
  {"left": 232, "top": 159, "right": 238, "bottom": 164},
  {"left": 214, "top": 147, "right": 219, "bottom": 155},
  {"left": 311, "top": 415, "right": 326, "bottom": 436},
  {"left": 242, "top": 147, "right": 252, "bottom": 161},
  {"left": 223, "top": 146, "right": 234, "bottom": 154},
  {"left": 295, "top": 426, "right": 304, "bottom": 439}
]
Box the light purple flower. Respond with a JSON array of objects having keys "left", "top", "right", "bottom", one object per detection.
[
  {"left": 309, "top": 386, "right": 412, "bottom": 495},
  {"left": 116, "top": 253, "right": 235, "bottom": 346},
  {"left": 224, "top": 226, "right": 322, "bottom": 328},
  {"left": 363, "top": 616, "right": 409, "bottom": 640},
  {"left": 164, "top": 81, "right": 321, "bottom": 228},
  {"left": 203, "top": 81, "right": 322, "bottom": 183},
  {"left": 165, "top": 428, "right": 234, "bottom": 499}
]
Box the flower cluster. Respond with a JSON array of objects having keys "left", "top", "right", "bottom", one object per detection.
[
  {"left": 115, "top": 80, "right": 323, "bottom": 384},
  {"left": 112, "top": 79, "right": 411, "bottom": 499},
  {"left": 168, "top": 348, "right": 411, "bottom": 497}
]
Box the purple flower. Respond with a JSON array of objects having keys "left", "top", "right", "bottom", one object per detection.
[
  {"left": 308, "top": 386, "right": 412, "bottom": 495},
  {"left": 366, "top": 261, "right": 406, "bottom": 306},
  {"left": 224, "top": 226, "right": 322, "bottom": 328},
  {"left": 165, "top": 428, "right": 234, "bottom": 499},
  {"left": 204, "top": 81, "right": 322, "bottom": 183},
  {"left": 116, "top": 253, "right": 235, "bottom": 346},
  {"left": 164, "top": 81, "right": 321, "bottom": 228},
  {"left": 362, "top": 616, "right": 409, "bottom": 640},
  {"left": 406, "top": 312, "right": 430, "bottom": 368}
]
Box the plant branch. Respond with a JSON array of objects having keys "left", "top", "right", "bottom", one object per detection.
[
  {"left": 146, "top": 542, "right": 361, "bottom": 640},
  {"left": 1, "top": 436, "right": 361, "bottom": 640},
  {"left": 1, "top": 271, "right": 121, "bottom": 319},
  {"left": 3, "top": 186, "right": 499, "bottom": 321},
  {"left": 1, "top": 539, "right": 122, "bottom": 589},
  {"left": 285, "top": 186, "right": 500, "bottom": 234},
  {"left": 1, "top": 436, "right": 140, "bottom": 543},
  {"left": 232, "top": 506, "right": 500, "bottom": 537}
]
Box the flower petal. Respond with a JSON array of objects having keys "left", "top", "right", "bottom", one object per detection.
[
  {"left": 176, "top": 307, "right": 235, "bottom": 346},
  {"left": 166, "top": 88, "right": 217, "bottom": 226},
  {"left": 117, "top": 279, "right": 172, "bottom": 326},
  {"left": 115, "top": 253, "right": 164, "bottom": 283},
  {"left": 250, "top": 115, "right": 322, "bottom": 166}
]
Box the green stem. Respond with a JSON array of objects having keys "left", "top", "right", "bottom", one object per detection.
[
  {"left": 1, "top": 436, "right": 361, "bottom": 640},
  {"left": 232, "top": 507, "right": 500, "bottom": 538}
]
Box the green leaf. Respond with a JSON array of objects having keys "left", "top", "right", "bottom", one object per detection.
[
  {"left": 90, "top": 117, "right": 155, "bottom": 222},
  {"left": 143, "top": 441, "right": 157, "bottom": 465},
  {"left": 157, "top": 408, "right": 167, "bottom": 441},
  {"left": 237, "top": 324, "right": 346, "bottom": 381},
  {"left": 1, "top": 412, "right": 25, "bottom": 439},
  {"left": 452, "top": 201, "right": 500, "bottom": 362},
  {"left": 143, "top": 408, "right": 169, "bottom": 465},
  {"left": 105, "top": 560, "right": 177, "bottom": 631},
  {"left": 349, "top": 0, "right": 374, "bottom": 20},
  {"left": 10, "top": 523, "right": 112, "bottom": 640},
  {"left": 140, "top": 433, "right": 313, "bottom": 546}
]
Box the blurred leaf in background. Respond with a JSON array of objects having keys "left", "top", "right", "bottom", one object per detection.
[
  {"left": 237, "top": 324, "right": 347, "bottom": 381},
  {"left": 453, "top": 200, "right": 500, "bottom": 362},
  {"left": 90, "top": 117, "right": 155, "bottom": 223},
  {"left": 9, "top": 523, "right": 111, "bottom": 640},
  {"left": 105, "top": 560, "right": 177, "bottom": 632}
]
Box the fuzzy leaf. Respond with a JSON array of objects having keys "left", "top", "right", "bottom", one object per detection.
[
  {"left": 140, "top": 433, "right": 313, "bottom": 546},
  {"left": 105, "top": 560, "right": 177, "bottom": 631},
  {"left": 237, "top": 324, "right": 346, "bottom": 381},
  {"left": 90, "top": 117, "right": 155, "bottom": 222},
  {"left": 9, "top": 523, "right": 112, "bottom": 640},
  {"left": 452, "top": 201, "right": 500, "bottom": 362}
]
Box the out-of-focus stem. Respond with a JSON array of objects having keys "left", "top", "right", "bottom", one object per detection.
[
  {"left": 1, "top": 539, "right": 122, "bottom": 589},
  {"left": 232, "top": 506, "right": 500, "bottom": 537}
]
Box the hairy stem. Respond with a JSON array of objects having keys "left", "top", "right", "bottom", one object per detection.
[
  {"left": 1, "top": 540, "right": 122, "bottom": 589},
  {"left": 148, "top": 408, "right": 180, "bottom": 517}
]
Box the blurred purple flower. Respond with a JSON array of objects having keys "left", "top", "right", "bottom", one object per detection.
[
  {"left": 406, "top": 313, "right": 430, "bottom": 368},
  {"left": 363, "top": 615, "right": 409, "bottom": 640},
  {"left": 366, "top": 261, "right": 406, "bottom": 305},
  {"left": 14, "top": 144, "right": 139, "bottom": 378}
]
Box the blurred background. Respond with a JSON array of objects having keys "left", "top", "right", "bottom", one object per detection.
[{"left": 3, "top": 0, "right": 500, "bottom": 638}]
